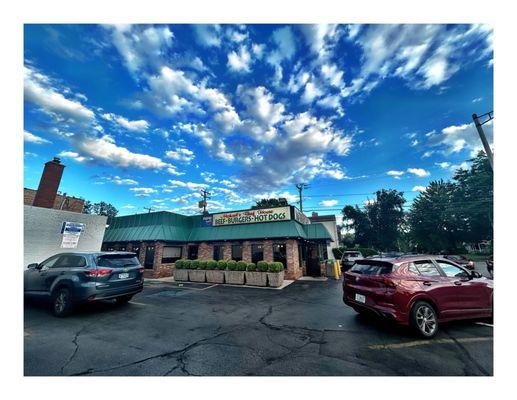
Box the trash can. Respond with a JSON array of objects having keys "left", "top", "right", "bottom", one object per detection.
[{"left": 325, "top": 259, "right": 336, "bottom": 278}]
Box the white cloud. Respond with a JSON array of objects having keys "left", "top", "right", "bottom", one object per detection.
[
  {"left": 428, "top": 120, "right": 493, "bottom": 156},
  {"left": 24, "top": 131, "right": 51, "bottom": 144},
  {"left": 410, "top": 139, "right": 419, "bottom": 147},
  {"left": 24, "top": 66, "right": 95, "bottom": 125},
  {"left": 111, "top": 176, "right": 138, "bottom": 185},
  {"left": 472, "top": 97, "right": 483, "bottom": 103},
  {"left": 165, "top": 147, "right": 195, "bottom": 163},
  {"left": 58, "top": 151, "right": 88, "bottom": 163},
  {"left": 300, "top": 24, "right": 339, "bottom": 57},
  {"left": 407, "top": 167, "right": 430, "bottom": 177},
  {"left": 227, "top": 45, "right": 251, "bottom": 72},
  {"left": 301, "top": 81, "right": 324, "bottom": 104},
  {"left": 319, "top": 199, "right": 339, "bottom": 207},
  {"left": 101, "top": 113, "right": 149, "bottom": 132},
  {"left": 320, "top": 63, "right": 345, "bottom": 88},
  {"left": 435, "top": 162, "right": 451, "bottom": 169},
  {"left": 130, "top": 187, "right": 158, "bottom": 197},
  {"left": 193, "top": 25, "right": 222, "bottom": 47},
  {"left": 412, "top": 186, "right": 427, "bottom": 192},
  {"left": 168, "top": 179, "right": 208, "bottom": 191},
  {"left": 386, "top": 170, "right": 404, "bottom": 177},
  {"left": 122, "top": 204, "right": 136, "bottom": 209}
]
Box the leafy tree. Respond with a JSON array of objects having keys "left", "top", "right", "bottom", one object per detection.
[
  {"left": 83, "top": 200, "right": 119, "bottom": 223},
  {"left": 252, "top": 198, "right": 289, "bottom": 209},
  {"left": 408, "top": 180, "right": 462, "bottom": 253},
  {"left": 342, "top": 189, "right": 406, "bottom": 251}
]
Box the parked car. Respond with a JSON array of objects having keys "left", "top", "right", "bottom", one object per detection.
[
  {"left": 443, "top": 254, "right": 475, "bottom": 270},
  {"left": 342, "top": 255, "right": 493, "bottom": 338},
  {"left": 24, "top": 252, "right": 144, "bottom": 317},
  {"left": 340, "top": 251, "right": 364, "bottom": 272},
  {"left": 486, "top": 255, "right": 493, "bottom": 276}
]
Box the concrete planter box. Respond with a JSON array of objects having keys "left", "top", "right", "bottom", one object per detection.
[
  {"left": 173, "top": 268, "right": 189, "bottom": 282},
  {"left": 225, "top": 270, "right": 245, "bottom": 285},
  {"left": 267, "top": 271, "right": 285, "bottom": 288},
  {"left": 188, "top": 269, "right": 206, "bottom": 282},
  {"left": 206, "top": 270, "right": 225, "bottom": 284},
  {"left": 245, "top": 271, "right": 267, "bottom": 287}
]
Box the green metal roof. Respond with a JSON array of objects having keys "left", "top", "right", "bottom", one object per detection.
[{"left": 103, "top": 211, "right": 333, "bottom": 243}]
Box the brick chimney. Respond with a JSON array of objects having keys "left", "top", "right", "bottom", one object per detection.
[{"left": 32, "top": 157, "right": 65, "bottom": 209}]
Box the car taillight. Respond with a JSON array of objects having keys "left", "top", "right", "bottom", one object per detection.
[
  {"left": 84, "top": 268, "right": 113, "bottom": 277},
  {"left": 382, "top": 278, "right": 396, "bottom": 288},
  {"left": 137, "top": 266, "right": 145, "bottom": 272}
]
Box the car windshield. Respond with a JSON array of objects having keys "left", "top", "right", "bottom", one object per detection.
[
  {"left": 350, "top": 262, "right": 393, "bottom": 275},
  {"left": 97, "top": 255, "right": 140, "bottom": 268},
  {"left": 345, "top": 252, "right": 361, "bottom": 257}
]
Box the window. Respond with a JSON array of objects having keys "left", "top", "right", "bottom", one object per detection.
[
  {"left": 119, "top": 245, "right": 127, "bottom": 251},
  {"left": 232, "top": 244, "right": 243, "bottom": 261},
  {"left": 350, "top": 262, "right": 393, "bottom": 275},
  {"left": 213, "top": 245, "right": 224, "bottom": 261},
  {"left": 251, "top": 244, "right": 264, "bottom": 264},
  {"left": 188, "top": 245, "right": 199, "bottom": 260},
  {"left": 273, "top": 243, "right": 287, "bottom": 267},
  {"left": 162, "top": 246, "right": 182, "bottom": 264},
  {"left": 98, "top": 255, "right": 140, "bottom": 268},
  {"left": 407, "top": 263, "right": 421, "bottom": 275},
  {"left": 39, "top": 255, "right": 61, "bottom": 270},
  {"left": 52, "top": 255, "right": 87, "bottom": 268},
  {"left": 437, "top": 262, "right": 469, "bottom": 278},
  {"left": 414, "top": 261, "right": 441, "bottom": 277}
]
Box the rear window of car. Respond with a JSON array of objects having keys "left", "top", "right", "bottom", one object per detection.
[
  {"left": 97, "top": 255, "right": 140, "bottom": 268},
  {"left": 345, "top": 252, "right": 361, "bottom": 257},
  {"left": 350, "top": 262, "right": 393, "bottom": 275}
]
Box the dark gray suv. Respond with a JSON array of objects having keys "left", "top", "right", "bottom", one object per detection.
[{"left": 24, "top": 252, "right": 144, "bottom": 317}]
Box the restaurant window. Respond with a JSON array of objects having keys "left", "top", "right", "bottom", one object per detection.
[
  {"left": 119, "top": 244, "right": 127, "bottom": 251},
  {"left": 213, "top": 244, "right": 224, "bottom": 261},
  {"left": 231, "top": 244, "right": 243, "bottom": 261},
  {"left": 273, "top": 243, "right": 287, "bottom": 267},
  {"left": 188, "top": 245, "right": 199, "bottom": 260},
  {"left": 132, "top": 243, "right": 140, "bottom": 255},
  {"left": 251, "top": 244, "right": 264, "bottom": 264},
  {"left": 162, "top": 246, "right": 182, "bottom": 264}
]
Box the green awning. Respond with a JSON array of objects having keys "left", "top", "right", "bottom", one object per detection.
[{"left": 103, "top": 211, "right": 333, "bottom": 243}]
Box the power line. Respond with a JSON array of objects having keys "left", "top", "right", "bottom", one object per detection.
[{"left": 295, "top": 183, "right": 310, "bottom": 212}]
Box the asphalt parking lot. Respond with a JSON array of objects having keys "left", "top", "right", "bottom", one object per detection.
[{"left": 24, "top": 272, "right": 493, "bottom": 376}]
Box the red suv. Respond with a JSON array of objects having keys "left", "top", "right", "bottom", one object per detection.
[{"left": 343, "top": 255, "right": 493, "bottom": 338}]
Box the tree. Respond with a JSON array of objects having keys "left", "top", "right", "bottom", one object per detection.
[
  {"left": 408, "top": 180, "right": 462, "bottom": 253},
  {"left": 342, "top": 189, "right": 406, "bottom": 251},
  {"left": 252, "top": 198, "right": 289, "bottom": 209},
  {"left": 83, "top": 200, "right": 119, "bottom": 223}
]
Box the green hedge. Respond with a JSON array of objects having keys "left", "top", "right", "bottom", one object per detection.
[
  {"left": 183, "top": 260, "right": 193, "bottom": 269},
  {"left": 236, "top": 260, "right": 248, "bottom": 271},
  {"left": 199, "top": 260, "right": 209, "bottom": 270},
  {"left": 191, "top": 260, "right": 200, "bottom": 269},
  {"left": 256, "top": 261, "right": 268, "bottom": 272},
  {"left": 207, "top": 260, "right": 218, "bottom": 269},
  {"left": 217, "top": 260, "right": 228, "bottom": 270},
  {"left": 227, "top": 260, "right": 238, "bottom": 271},
  {"left": 246, "top": 262, "right": 256, "bottom": 271},
  {"left": 268, "top": 262, "right": 284, "bottom": 273},
  {"left": 175, "top": 259, "right": 184, "bottom": 269}
]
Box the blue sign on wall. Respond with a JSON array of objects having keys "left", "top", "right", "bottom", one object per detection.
[
  {"left": 201, "top": 216, "right": 213, "bottom": 227},
  {"left": 61, "top": 221, "right": 85, "bottom": 235}
]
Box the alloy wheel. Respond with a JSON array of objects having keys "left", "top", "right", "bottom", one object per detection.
[
  {"left": 55, "top": 291, "right": 68, "bottom": 314},
  {"left": 415, "top": 304, "right": 437, "bottom": 336}
]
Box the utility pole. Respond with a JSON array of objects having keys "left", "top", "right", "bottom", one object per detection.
[
  {"left": 200, "top": 189, "right": 211, "bottom": 214},
  {"left": 295, "top": 183, "right": 309, "bottom": 212},
  {"left": 472, "top": 111, "right": 494, "bottom": 170},
  {"left": 143, "top": 206, "right": 154, "bottom": 214}
]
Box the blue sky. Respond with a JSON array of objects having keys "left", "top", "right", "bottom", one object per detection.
[{"left": 23, "top": 24, "right": 493, "bottom": 218}]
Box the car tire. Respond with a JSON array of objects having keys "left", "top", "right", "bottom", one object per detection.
[
  {"left": 410, "top": 301, "right": 438, "bottom": 338},
  {"left": 115, "top": 295, "right": 133, "bottom": 305},
  {"left": 51, "top": 287, "right": 73, "bottom": 317}
]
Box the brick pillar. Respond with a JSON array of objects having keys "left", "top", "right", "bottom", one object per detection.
[
  {"left": 223, "top": 242, "right": 232, "bottom": 260},
  {"left": 153, "top": 242, "right": 164, "bottom": 270},
  {"left": 138, "top": 242, "right": 146, "bottom": 265},
  {"left": 126, "top": 243, "right": 133, "bottom": 252},
  {"left": 242, "top": 241, "right": 251, "bottom": 262},
  {"left": 199, "top": 242, "right": 212, "bottom": 259},
  {"left": 264, "top": 240, "right": 273, "bottom": 262},
  {"left": 285, "top": 239, "right": 302, "bottom": 280}
]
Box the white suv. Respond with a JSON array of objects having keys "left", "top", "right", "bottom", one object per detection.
[{"left": 340, "top": 251, "right": 364, "bottom": 271}]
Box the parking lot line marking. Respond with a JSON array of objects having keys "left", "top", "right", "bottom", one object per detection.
[
  {"left": 128, "top": 301, "right": 149, "bottom": 306},
  {"left": 475, "top": 322, "right": 493, "bottom": 327},
  {"left": 368, "top": 336, "right": 492, "bottom": 350}
]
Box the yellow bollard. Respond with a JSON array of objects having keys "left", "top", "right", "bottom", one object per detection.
[{"left": 333, "top": 260, "right": 340, "bottom": 280}]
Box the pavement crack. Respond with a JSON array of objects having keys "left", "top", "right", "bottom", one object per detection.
[
  {"left": 444, "top": 329, "right": 490, "bottom": 376},
  {"left": 60, "top": 326, "right": 86, "bottom": 375}
]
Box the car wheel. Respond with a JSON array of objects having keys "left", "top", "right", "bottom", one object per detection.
[
  {"left": 115, "top": 295, "right": 133, "bottom": 305},
  {"left": 411, "top": 301, "right": 438, "bottom": 338},
  {"left": 52, "top": 287, "right": 73, "bottom": 317}
]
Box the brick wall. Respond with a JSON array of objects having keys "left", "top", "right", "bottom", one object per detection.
[
  {"left": 24, "top": 188, "right": 84, "bottom": 213},
  {"left": 223, "top": 243, "right": 232, "bottom": 260},
  {"left": 264, "top": 240, "right": 273, "bottom": 262},
  {"left": 198, "top": 242, "right": 212, "bottom": 259},
  {"left": 286, "top": 239, "right": 302, "bottom": 280},
  {"left": 242, "top": 241, "right": 251, "bottom": 262}
]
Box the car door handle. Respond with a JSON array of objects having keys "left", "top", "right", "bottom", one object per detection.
[
  {"left": 454, "top": 281, "right": 462, "bottom": 286},
  {"left": 423, "top": 281, "right": 432, "bottom": 286}
]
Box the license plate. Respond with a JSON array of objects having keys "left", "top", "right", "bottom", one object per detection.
[
  {"left": 355, "top": 293, "right": 366, "bottom": 303},
  {"left": 118, "top": 273, "right": 130, "bottom": 279}
]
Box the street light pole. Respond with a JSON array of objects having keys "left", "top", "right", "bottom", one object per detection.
[
  {"left": 295, "top": 183, "right": 309, "bottom": 212},
  {"left": 472, "top": 112, "right": 494, "bottom": 170}
]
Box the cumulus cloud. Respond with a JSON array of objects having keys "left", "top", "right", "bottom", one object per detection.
[
  {"left": 427, "top": 120, "right": 493, "bottom": 156},
  {"left": 407, "top": 167, "right": 430, "bottom": 177},
  {"left": 130, "top": 187, "right": 158, "bottom": 197},
  {"left": 58, "top": 151, "right": 88, "bottom": 163},
  {"left": 165, "top": 147, "right": 195, "bottom": 163},
  {"left": 101, "top": 112, "right": 150, "bottom": 132},
  {"left": 386, "top": 170, "right": 404, "bottom": 177},
  {"left": 24, "top": 130, "right": 51, "bottom": 144},
  {"left": 319, "top": 199, "right": 339, "bottom": 207},
  {"left": 300, "top": 24, "right": 340, "bottom": 58},
  {"left": 227, "top": 45, "right": 251, "bottom": 72},
  {"left": 192, "top": 25, "right": 222, "bottom": 47},
  {"left": 412, "top": 186, "right": 427, "bottom": 192},
  {"left": 168, "top": 179, "right": 208, "bottom": 191}
]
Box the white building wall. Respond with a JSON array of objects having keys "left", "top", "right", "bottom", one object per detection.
[
  {"left": 24, "top": 205, "right": 107, "bottom": 267},
  {"left": 319, "top": 220, "right": 339, "bottom": 259}
]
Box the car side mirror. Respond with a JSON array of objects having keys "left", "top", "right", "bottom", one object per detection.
[
  {"left": 471, "top": 271, "right": 482, "bottom": 279},
  {"left": 27, "top": 263, "right": 40, "bottom": 269}
]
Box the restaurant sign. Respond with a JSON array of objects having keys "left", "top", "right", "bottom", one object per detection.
[{"left": 213, "top": 207, "right": 291, "bottom": 226}]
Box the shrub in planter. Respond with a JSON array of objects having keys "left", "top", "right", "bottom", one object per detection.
[
  {"left": 173, "top": 259, "right": 189, "bottom": 282},
  {"left": 245, "top": 261, "right": 267, "bottom": 287},
  {"left": 206, "top": 259, "right": 225, "bottom": 284},
  {"left": 217, "top": 260, "right": 227, "bottom": 270},
  {"left": 198, "top": 260, "right": 208, "bottom": 270},
  {"left": 188, "top": 259, "right": 206, "bottom": 282},
  {"left": 267, "top": 262, "right": 285, "bottom": 288},
  {"left": 183, "top": 260, "right": 192, "bottom": 269},
  {"left": 257, "top": 261, "right": 269, "bottom": 272},
  {"left": 236, "top": 260, "right": 248, "bottom": 271},
  {"left": 225, "top": 260, "right": 244, "bottom": 285}
]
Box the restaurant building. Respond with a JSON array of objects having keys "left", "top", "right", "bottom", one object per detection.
[{"left": 102, "top": 205, "right": 334, "bottom": 279}]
